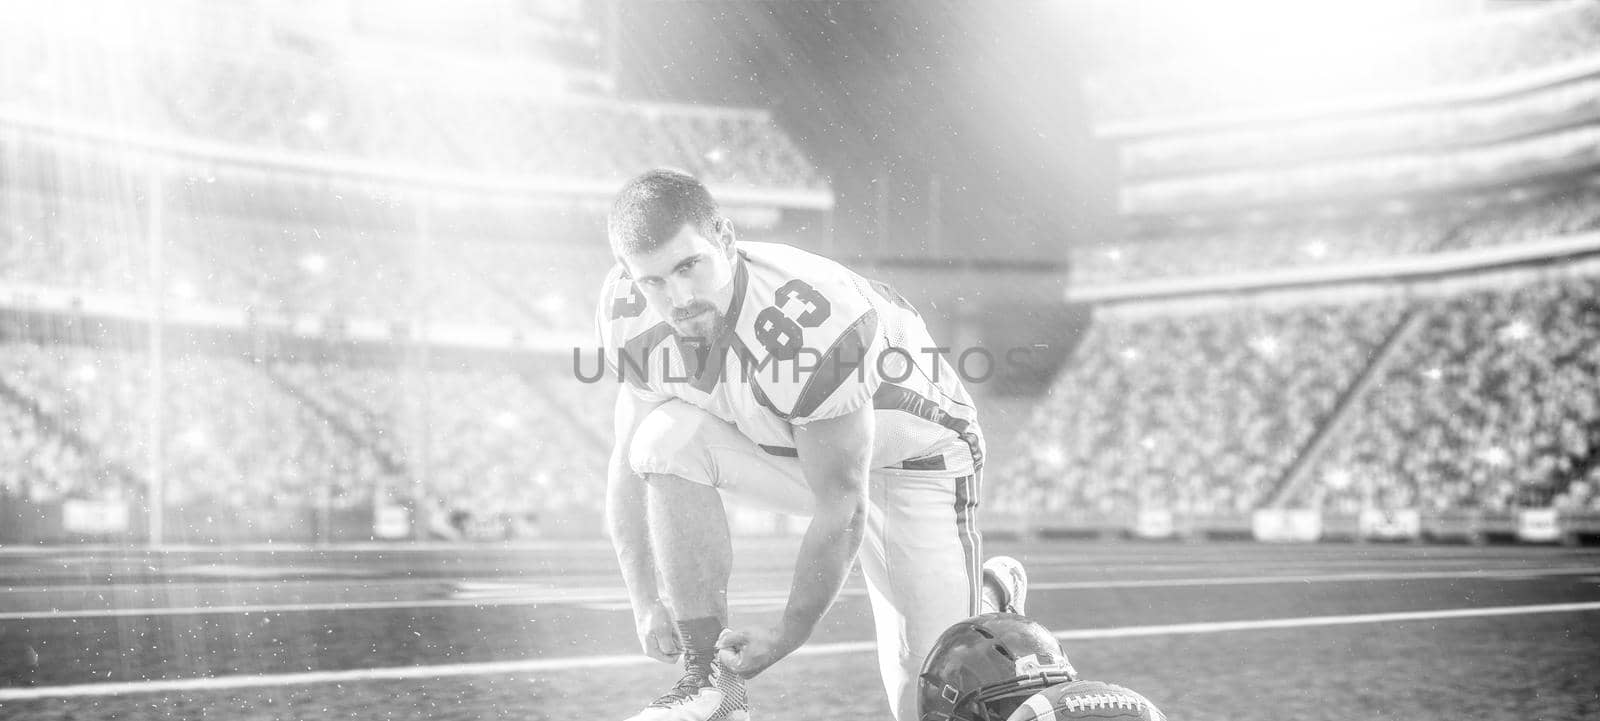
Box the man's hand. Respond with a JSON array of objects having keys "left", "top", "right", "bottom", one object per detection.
[
  {"left": 715, "top": 626, "right": 798, "bottom": 679},
  {"left": 634, "top": 599, "right": 681, "bottom": 663}
]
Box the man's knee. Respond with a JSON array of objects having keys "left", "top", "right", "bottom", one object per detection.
[
  {"left": 628, "top": 403, "right": 716, "bottom": 486},
  {"left": 640, "top": 471, "right": 705, "bottom": 493}
]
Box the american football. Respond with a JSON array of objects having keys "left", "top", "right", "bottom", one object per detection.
[{"left": 1005, "top": 681, "right": 1167, "bottom": 721}]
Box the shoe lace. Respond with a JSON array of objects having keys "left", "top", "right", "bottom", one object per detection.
[{"left": 649, "top": 653, "right": 717, "bottom": 708}]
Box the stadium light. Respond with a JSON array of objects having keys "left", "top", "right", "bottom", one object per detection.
[
  {"left": 1040, "top": 445, "right": 1066, "bottom": 467},
  {"left": 302, "top": 110, "right": 332, "bottom": 136},
  {"left": 1500, "top": 319, "right": 1533, "bottom": 342},
  {"left": 537, "top": 293, "right": 566, "bottom": 316},
  {"left": 1479, "top": 446, "right": 1511, "bottom": 467},
  {"left": 300, "top": 253, "right": 329, "bottom": 275},
  {"left": 171, "top": 279, "right": 198, "bottom": 301},
  {"left": 178, "top": 427, "right": 208, "bottom": 450}
]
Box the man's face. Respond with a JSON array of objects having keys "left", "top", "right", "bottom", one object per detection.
[{"left": 618, "top": 221, "right": 737, "bottom": 342}]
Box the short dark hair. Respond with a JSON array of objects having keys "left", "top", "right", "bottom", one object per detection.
[{"left": 608, "top": 169, "right": 721, "bottom": 257}]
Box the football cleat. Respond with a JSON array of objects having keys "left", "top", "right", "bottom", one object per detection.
[
  {"left": 624, "top": 652, "right": 749, "bottom": 721},
  {"left": 982, "top": 556, "right": 1028, "bottom": 615}
]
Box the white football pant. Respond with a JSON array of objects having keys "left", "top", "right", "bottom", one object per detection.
[{"left": 630, "top": 399, "right": 981, "bottom": 721}]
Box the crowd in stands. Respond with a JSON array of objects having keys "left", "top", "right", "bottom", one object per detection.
[
  {"left": 991, "top": 300, "right": 1402, "bottom": 519},
  {"left": 1436, "top": 184, "right": 1600, "bottom": 251},
  {"left": 1075, "top": 181, "right": 1600, "bottom": 286},
  {"left": 1308, "top": 274, "right": 1600, "bottom": 514},
  {"left": 0, "top": 394, "right": 104, "bottom": 505},
  {"left": 0, "top": 342, "right": 395, "bottom": 513},
  {"left": 0, "top": 31, "right": 824, "bottom": 192},
  {"left": 454, "top": 235, "right": 615, "bottom": 333},
  {"left": 0, "top": 191, "right": 149, "bottom": 295},
  {"left": 270, "top": 359, "right": 609, "bottom": 528},
  {"left": 0, "top": 340, "right": 612, "bottom": 535},
  {"left": 1005, "top": 265, "right": 1600, "bottom": 518},
  {"left": 1088, "top": 0, "right": 1600, "bottom": 124},
  {"left": 0, "top": 187, "right": 621, "bottom": 335}
]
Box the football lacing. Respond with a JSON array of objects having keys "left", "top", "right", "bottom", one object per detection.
[
  {"left": 1061, "top": 692, "right": 1146, "bottom": 713},
  {"left": 648, "top": 653, "right": 719, "bottom": 708}
]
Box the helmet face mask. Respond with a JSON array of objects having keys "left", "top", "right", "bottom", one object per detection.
[
  {"left": 964, "top": 669, "right": 1080, "bottom": 720},
  {"left": 918, "top": 613, "right": 1079, "bottom": 721}
]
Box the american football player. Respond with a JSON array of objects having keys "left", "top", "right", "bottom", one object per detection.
[
  {"left": 597, "top": 169, "right": 986, "bottom": 721},
  {"left": 919, "top": 560, "right": 1168, "bottom": 721}
]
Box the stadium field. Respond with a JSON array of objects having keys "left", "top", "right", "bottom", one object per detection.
[{"left": 1, "top": 540, "right": 1597, "bottom": 720}]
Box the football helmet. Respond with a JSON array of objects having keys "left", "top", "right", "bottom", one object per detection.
[{"left": 917, "top": 613, "right": 1078, "bottom": 721}]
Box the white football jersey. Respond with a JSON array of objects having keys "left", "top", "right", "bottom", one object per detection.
[{"left": 596, "top": 241, "right": 983, "bottom": 476}]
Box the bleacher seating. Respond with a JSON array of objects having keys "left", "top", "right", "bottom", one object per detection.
[
  {"left": 1121, "top": 76, "right": 1600, "bottom": 179},
  {"left": 1075, "top": 182, "right": 1600, "bottom": 286},
  {"left": 0, "top": 341, "right": 612, "bottom": 526},
  {"left": 271, "top": 360, "right": 609, "bottom": 520},
  {"left": 1088, "top": 0, "right": 1600, "bottom": 125},
  {"left": 0, "top": 341, "right": 396, "bottom": 511},
  {"left": 0, "top": 397, "right": 104, "bottom": 504},
  {"left": 0, "top": 190, "right": 149, "bottom": 295},
  {"left": 1309, "top": 274, "right": 1600, "bottom": 513},
  {"left": 993, "top": 300, "right": 1403, "bottom": 518},
  {"left": 0, "top": 34, "right": 824, "bottom": 192},
  {"left": 0, "top": 187, "right": 617, "bottom": 335}
]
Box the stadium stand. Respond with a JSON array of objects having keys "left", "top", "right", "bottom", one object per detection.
[
  {"left": 1087, "top": 0, "right": 1600, "bottom": 125},
  {"left": 0, "top": 396, "right": 104, "bottom": 504},
  {"left": 0, "top": 337, "right": 613, "bottom": 538},
  {"left": 270, "top": 360, "right": 609, "bottom": 529},
  {"left": 1075, "top": 181, "right": 1600, "bottom": 286},
  {"left": 1, "top": 184, "right": 616, "bottom": 335},
  {"left": 1309, "top": 273, "right": 1600, "bottom": 514},
  {"left": 0, "top": 34, "right": 823, "bottom": 192},
  {"left": 1118, "top": 124, "right": 1600, "bottom": 216},
  {"left": 1120, "top": 75, "right": 1600, "bottom": 179},
  {"left": 1012, "top": 1, "right": 1600, "bottom": 535},
  {"left": 0, "top": 342, "right": 395, "bottom": 511},
  {"left": 992, "top": 300, "right": 1403, "bottom": 519},
  {"left": 0, "top": 190, "right": 149, "bottom": 296}
]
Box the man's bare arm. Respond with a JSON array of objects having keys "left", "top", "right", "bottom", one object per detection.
[
  {"left": 718, "top": 404, "right": 872, "bottom": 677},
  {"left": 606, "top": 387, "right": 675, "bottom": 661}
]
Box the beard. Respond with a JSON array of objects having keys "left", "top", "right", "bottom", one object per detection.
[{"left": 669, "top": 302, "right": 726, "bottom": 345}]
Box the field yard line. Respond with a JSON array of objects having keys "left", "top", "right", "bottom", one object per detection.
[
  {"left": 3, "top": 601, "right": 1597, "bottom": 701},
  {"left": 0, "top": 594, "right": 598, "bottom": 621},
  {"left": 1029, "top": 565, "right": 1600, "bottom": 591},
  {"left": 1050, "top": 601, "right": 1600, "bottom": 640},
  {"left": 6, "top": 566, "right": 1599, "bottom": 620}
]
